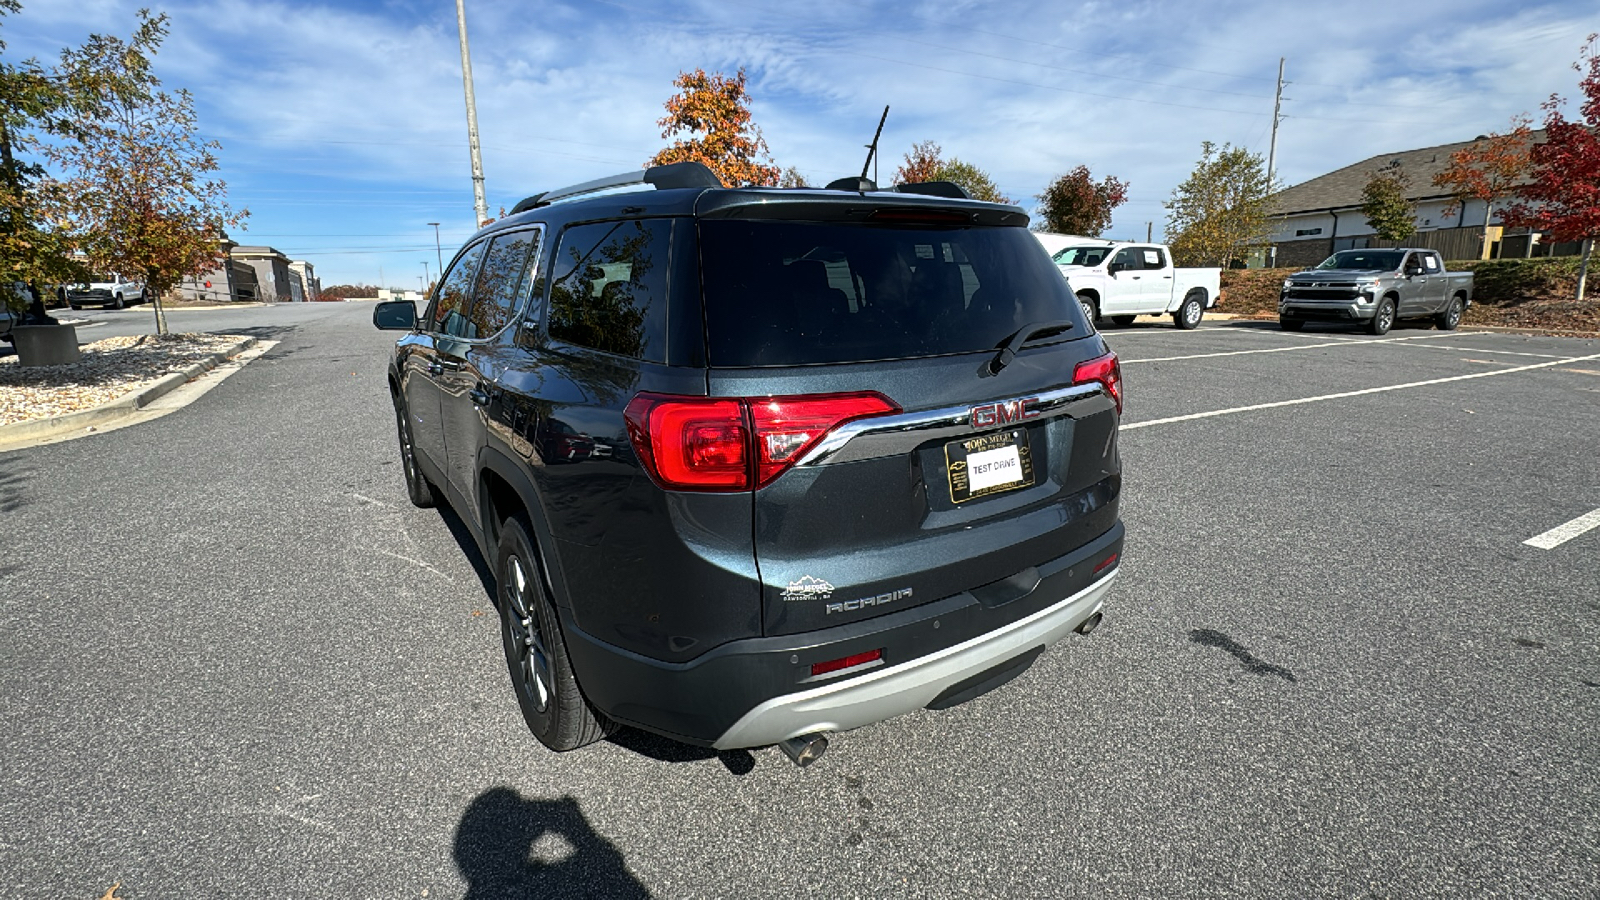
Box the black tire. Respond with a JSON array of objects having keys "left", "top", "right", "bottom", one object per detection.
[
  {"left": 1076, "top": 292, "right": 1099, "bottom": 328},
  {"left": 393, "top": 398, "right": 436, "bottom": 508},
  {"left": 496, "top": 517, "right": 613, "bottom": 752},
  {"left": 1435, "top": 295, "right": 1464, "bottom": 331},
  {"left": 1367, "top": 296, "right": 1396, "bottom": 335},
  {"left": 1110, "top": 315, "right": 1136, "bottom": 328},
  {"left": 68, "top": 303, "right": 81, "bottom": 311},
  {"left": 1173, "top": 292, "right": 1204, "bottom": 330},
  {"left": 111, "top": 293, "right": 124, "bottom": 310},
  {"left": 1279, "top": 317, "right": 1306, "bottom": 331}
]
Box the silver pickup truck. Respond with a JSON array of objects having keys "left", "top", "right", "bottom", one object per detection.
[{"left": 1279, "top": 248, "right": 1473, "bottom": 335}]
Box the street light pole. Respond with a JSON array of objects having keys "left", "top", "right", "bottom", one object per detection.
[
  {"left": 422, "top": 260, "right": 431, "bottom": 292},
  {"left": 427, "top": 222, "right": 443, "bottom": 275}
]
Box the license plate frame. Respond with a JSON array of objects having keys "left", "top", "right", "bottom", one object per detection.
[{"left": 945, "top": 428, "right": 1035, "bottom": 504}]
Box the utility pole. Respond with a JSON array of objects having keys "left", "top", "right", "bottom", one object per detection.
[
  {"left": 428, "top": 222, "right": 444, "bottom": 274},
  {"left": 455, "top": 0, "right": 489, "bottom": 227},
  {"left": 1266, "top": 57, "right": 1287, "bottom": 268},
  {"left": 1146, "top": 222, "right": 1152, "bottom": 243},
  {"left": 422, "top": 260, "right": 430, "bottom": 291}
]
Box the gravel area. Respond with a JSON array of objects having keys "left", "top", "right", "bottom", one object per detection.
[{"left": 0, "top": 332, "right": 249, "bottom": 426}]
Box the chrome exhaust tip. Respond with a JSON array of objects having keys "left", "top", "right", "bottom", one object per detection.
[
  {"left": 1076, "top": 612, "right": 1103, "bottom": 636},
  {"left": 777, "top": 733, "right": 829, "bottom": 767}
]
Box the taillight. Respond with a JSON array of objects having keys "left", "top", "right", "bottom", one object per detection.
[
  {"left": 811, "top": 648, "right": 884, "bottom": 677},
  {"left": 625, "top": 391, "right": 899, "bottom": 492},
  {"left": 1072, "top": 351, "right": 1122, "bottom": 415}
]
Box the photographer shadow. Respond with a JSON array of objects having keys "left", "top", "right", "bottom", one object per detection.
[{"left": 455, "top": 787, "right": 652, "bottom": 899}]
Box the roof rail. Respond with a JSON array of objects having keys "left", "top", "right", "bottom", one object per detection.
[
  {"left": 510, "top": 161, "right": 724, "bottom": 215},
  {"left": 894, "top": 181, "right": 970, "bottom": 200}
]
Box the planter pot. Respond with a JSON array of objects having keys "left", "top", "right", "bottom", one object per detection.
[{"left": 14, "top": 323, "right": 81, "bottom": 367}]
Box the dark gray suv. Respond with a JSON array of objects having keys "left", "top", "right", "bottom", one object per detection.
[{"left": 375, "top": 163, "right": 1124, "bottom": 766}]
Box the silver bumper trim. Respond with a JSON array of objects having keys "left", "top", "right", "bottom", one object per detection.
[{"left": 711, "top": 569, "right": 1118, "bottom": 750}]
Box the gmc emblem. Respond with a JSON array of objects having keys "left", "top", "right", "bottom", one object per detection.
[{"left": 971, "top": 398, "right": 1040, "bottom": 429}]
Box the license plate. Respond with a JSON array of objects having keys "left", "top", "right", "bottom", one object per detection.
[{"left": 946, "top": 428, "right": 1035, "bottom": 504}]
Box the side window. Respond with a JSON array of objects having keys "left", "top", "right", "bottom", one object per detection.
[
  {"left": 1142, "top": 247, "right": 1167, "bottom": 269},
  {"left": 432, "top": 241, "right": 487, "bottom": 338},
  {"left": 469, "top": 229, "right": 541, "bottom": 339},
  {"left": 547, "top": 219, "right": 672, "bottom": 362},
  {"left": 1111, "top": 248, "right": 1142, "bottom": 270},
  {"left": 1423, "top": 253, "right": 1441, "bottom": 273}
]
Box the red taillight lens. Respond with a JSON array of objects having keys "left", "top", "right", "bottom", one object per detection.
[
  {"left": 625, "top": 391, "right": 900, "bottom": 492},
  {"left": 1073, "top": 351, "right": 1122, "bottom": 415},
  {"left": 748, "top": 392, "right": 898, "bottom": 488},
  {"left": 811, "top": 648, "right": 883, "bottom": 677},
  {"left": 624, "top": 395, "right": 748, "bottom": 490}
]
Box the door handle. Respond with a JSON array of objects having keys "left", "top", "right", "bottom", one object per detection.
[
  {"left": 469, "top": 385, "right": 492, "bottom": 406},
  {"left": 427, "top": 361, "right": 443, "bottom": 376}
]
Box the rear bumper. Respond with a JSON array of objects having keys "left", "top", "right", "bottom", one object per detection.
[
  {"left": 712, "top": 568, "right": 1114, "bottom": 749},
  {"left": 561, "top": 521, "right": 1124, "bottom": 748}
]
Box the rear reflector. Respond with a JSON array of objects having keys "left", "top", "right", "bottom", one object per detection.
[
  {"left": 625, "top": 391, "right": 900, "bottom": 492},
  {"left": 811, "top": 648, "right": 883, "bottom": 677},
  {"left": 1093, "top": 552, "right": 1119, "bottom": 574},
  {"left": 1072, "top": 351, "right": 1123, "bottom": 415}
]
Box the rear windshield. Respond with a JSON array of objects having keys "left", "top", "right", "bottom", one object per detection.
[{"left": 699, "top": 220, "right": 1080, "bottom": 366}]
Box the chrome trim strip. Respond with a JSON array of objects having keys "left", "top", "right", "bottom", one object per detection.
[{"left": 797, "top": 382, "right": 1105, "bottom": 467}]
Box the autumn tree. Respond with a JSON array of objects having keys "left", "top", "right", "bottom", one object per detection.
[
  {"left": 1432, "top": 117, "right": 1533, "bottom": 258},
  {"left": 1035, "top": 165, "right": 1129, "bottom": 236},
  {"left": 0, "top": 0, "right": 90, "bottom": 324},
  {"left": 893, "top": 140, "right": 1013, "bottom": 204},
  {"left": 1359, "top": 165, "right": 1417, "bottom": 241},
  {"left": 1164, "top": 141, "right": 1274, "bottom": 268},
  {"left": 44, "top": 11, "right": 245, "bottom": 336},
  {"left": 1503, "top": 36, "right": 1600, "bottom": 302},
  {"left": 649, "top": 68, "right": 779, "bottom": 187}
]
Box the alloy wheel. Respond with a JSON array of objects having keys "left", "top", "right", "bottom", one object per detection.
[{"left": 504, "top": 555, "right": 552, "bottom": 713}]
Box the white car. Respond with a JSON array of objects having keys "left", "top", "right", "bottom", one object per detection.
[
  {"left": 1052, "top": 240, "right": 1221, "bottom": 330},
  {"left": 65, "top": 273, "right": 147, "bottom": 310}
]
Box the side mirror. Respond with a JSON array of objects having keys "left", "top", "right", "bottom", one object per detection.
[
  {"left": 373, "top": 300, "right": 417, "bottom": 330},
  {"left": 1107, "top": 262, "right": 1123, "bottom": 275},
  {"left": 1404, "top": 264, "right": 1423, "bottom": 277}
]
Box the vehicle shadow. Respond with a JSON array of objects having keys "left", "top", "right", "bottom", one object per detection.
[
  {"left": 454, "top": 788, "right": 653, "bottom": 899},
  {"left": 431, "top": 501, "right": 760, "bottom": 775},
  {"left": 0, "top": 463, "right": 29, "bottom": 512}
]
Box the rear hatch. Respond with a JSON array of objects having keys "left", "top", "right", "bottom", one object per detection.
[{"left": 693, "top": 200, "right": 1123, "bottom": 636}]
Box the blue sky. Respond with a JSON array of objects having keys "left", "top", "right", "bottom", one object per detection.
[{"left": 6, "top": 0, "right": 1593, "bottom": 287}]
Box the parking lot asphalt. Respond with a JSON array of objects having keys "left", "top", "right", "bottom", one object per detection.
[{"left": 2, "top": 306, "right": 1597, "bottom": 898}]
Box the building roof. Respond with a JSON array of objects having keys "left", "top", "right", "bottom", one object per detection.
[
  {"left": 231, "top": 245, "right": 290, "bottom": 260},
  {"left": 1270, "top": 130, "right": 1547, "bottom": 216}
]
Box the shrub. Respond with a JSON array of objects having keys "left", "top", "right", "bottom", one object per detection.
[{"left": 1442, "top": 258, "right": 1580, "bottom": 305}]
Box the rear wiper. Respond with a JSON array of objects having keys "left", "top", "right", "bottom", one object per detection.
[{"left": 983, "top": 319, "right": 1076, "bottom": 376}]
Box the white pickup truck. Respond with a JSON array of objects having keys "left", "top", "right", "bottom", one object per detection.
[
  {"left": 65, "top": 273, "right": 147, "bottom": 310},
  {"left": 1050, "top": 240, "right": 1221, "bottom": 330}
]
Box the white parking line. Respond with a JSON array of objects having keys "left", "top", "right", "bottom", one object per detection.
[
  {"left": 1524, "top": 508, "right": 1600, "bottom": 550},
  {"left": 1122, "top": 352, "right": 1600, "bottom": 430},
  {"left": 1121, "top": 331, "right": 1478, "bottom": 364}
]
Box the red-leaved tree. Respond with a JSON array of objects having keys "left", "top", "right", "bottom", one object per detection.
[
  {"left": 1502, "top": 36, "right": 1600, "bottom": 301},
  {"left": 1035, "top": 165, "right": 1130, "bottom": 237},
  {"left": 1432, "top": 117, "right": 1533, "bottom": 258},
  {"left": 649, "top": 68, "right": 779, "bottom": 188}
]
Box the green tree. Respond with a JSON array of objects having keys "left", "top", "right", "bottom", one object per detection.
[
  {"left": 778, "top": 166, "right": 808, "bottom": 188},
  {"left": 1164, "top": 141, "right": 1274, "bottom": 268},
  {"left": 1035, "top": 165, "right": 1129, "bottom": 236},
  {"left": 649, "top": 68, "right": 779, "bottom": 187},
  {"left": 893, "top": 140, "right": 1013, "bottom": 203},
  {"left": 0, "top": 0, "right": 89, "bottom": 323},
  {"left": 1359, "top": 165, "right": 1417, "bottom": 241},
  {"left": 45, "top": 11, "right": 246, "bottom": 335}
]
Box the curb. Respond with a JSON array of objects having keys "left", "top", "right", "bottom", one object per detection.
[
  {"left": 1458, "top": 324, "right": 1600, "bottom": 338},
  {"left": 0, "top": 336, "right": 258, "bottom": 444}
]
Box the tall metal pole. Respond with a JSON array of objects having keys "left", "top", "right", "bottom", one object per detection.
[
  {"left": 422, "top": 260, "right": 430, "bottom": 290},
  {"left": 1266, "top": 57, "right": 1286, "bottom": 268},
  {"left": 455, "top": 0, "right": 489, "bottom": 228},
  {"left": 428, "top": 222, "right": 443, "bottom": 274},
  {"left": 1266, "top": 57, "right": 1284, "bottom": 190}
]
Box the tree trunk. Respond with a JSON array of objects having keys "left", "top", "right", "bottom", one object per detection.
[{"left": 1577, "top": 237, "right": 1593, "bottom": 305}]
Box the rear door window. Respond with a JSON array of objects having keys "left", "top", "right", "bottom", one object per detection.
[
  {"left": 470, "top": 229, "right": 541, "bottom": 338},
  {"left": 699, "top": 220, "right": 1083, "bottom": 367},
  {"left": 546, "top": 219, "right": 672, "bottom": 362}
]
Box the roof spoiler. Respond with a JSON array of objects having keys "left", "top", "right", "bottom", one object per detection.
[
  {"left": 510, "top": 161, "right": 725, "bottom": 214},
  {"left": 820, "top": 178, "right": 973, "bottom": 200}
]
